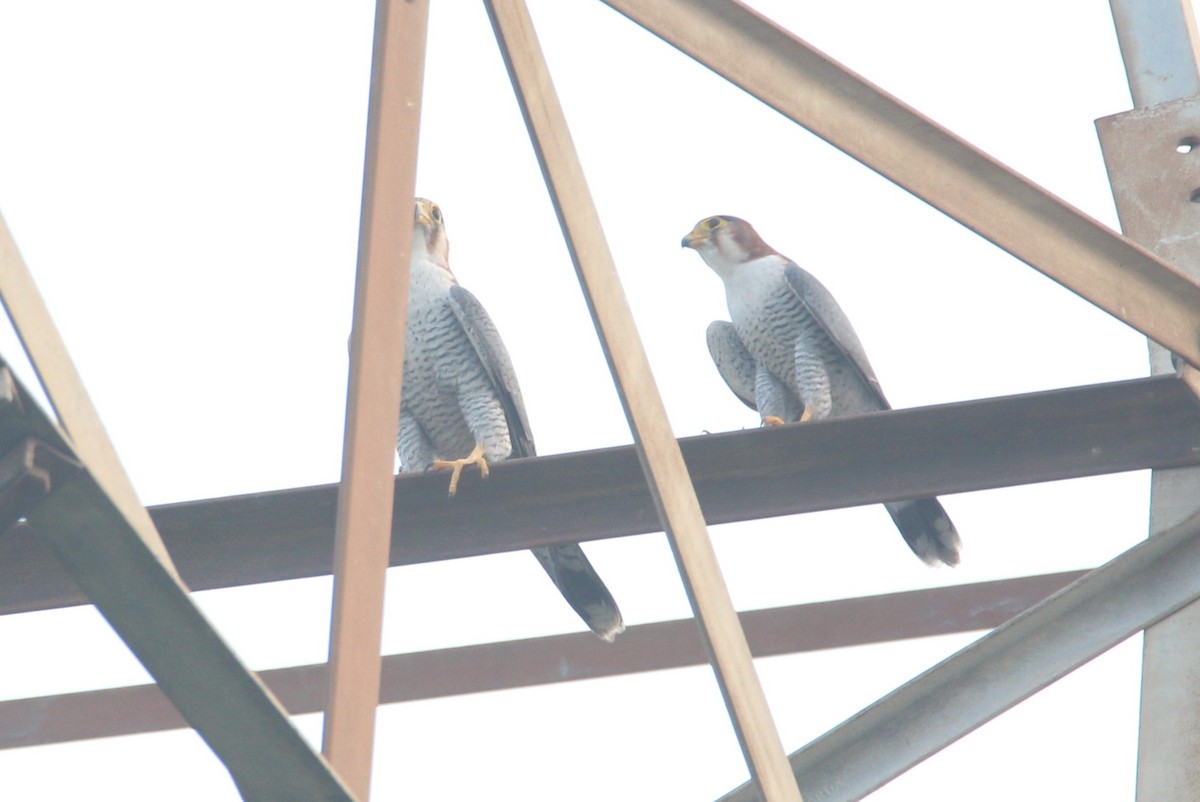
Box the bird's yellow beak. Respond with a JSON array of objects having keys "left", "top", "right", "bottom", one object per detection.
[
  {"left": 415, "top": 209, "right": 435, "bottom": 229},
  {"left": 681, "top": 223, "right": 708, "bottom": 249}
]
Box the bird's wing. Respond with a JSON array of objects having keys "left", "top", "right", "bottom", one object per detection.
[
  {"left": 447, "top": 284, "right": 537, "bottom": 458},
  {"left": 706, "top": 320, "right": 758, "bottom": 410},
  {"left": 782, "top": 262, "right": 889, "bottom": 408}
]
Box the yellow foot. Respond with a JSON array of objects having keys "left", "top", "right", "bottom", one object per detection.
[
  {"left": 433, "top": 443, "right": 490, "bottom": 497},
  {"left": 799, "top": 407, "right": 813, "bottom": 423},
  {"left": 762, "top": 415, "right": 785, "bottom": 427}
]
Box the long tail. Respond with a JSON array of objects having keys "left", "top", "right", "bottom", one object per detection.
[
  {"left": 884, "top": 498, "right": 962, "bottom": 567},
  {"left": 532, "top": 544, "right": 625, "bottom": 641}
]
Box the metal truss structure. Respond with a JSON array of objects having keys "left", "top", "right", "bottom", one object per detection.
[{"left": 1, "top": 1, "right": 1199, "bottom": 800}]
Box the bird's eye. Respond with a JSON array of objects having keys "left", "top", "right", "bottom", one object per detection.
[
  {"left": 706, "top": 217, "right": 722, "bottom": 230},
  {"left": 431, "top": 205, "right": 442, "bottom": 222}
]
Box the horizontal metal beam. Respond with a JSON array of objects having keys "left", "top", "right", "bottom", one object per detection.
[
  {"left": 1, "top": 375, "right": 1197, "bottom": 617},
  {"left": 0, "top": 571, "right": 1084, "bottom": 750},
  {"left": 716, "top": 507, "right": 1200, "bottom": 802},
  {"left": 598, "top": 0, "right": 1200, "bottom": 369}
]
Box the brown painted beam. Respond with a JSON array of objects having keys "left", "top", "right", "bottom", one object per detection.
[
  {"left": 320, "top": 0, "right": 427, "bottom": 795},
  {"left": 486, "top": 1, "right": 799, "bottom": 798},
  {"left": 1, "top": 375, "right": 1196, "bottom": 617},
  {"left": 0, "top": 571, "right": 1085, "bottom": 750}
]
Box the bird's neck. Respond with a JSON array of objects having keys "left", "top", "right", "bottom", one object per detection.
[
  {"left": 408, "top": 253, "right": 456, "bottom": 302},
  {"left": 714, "top": 253, "right": 785, "bottom": 286},
  {"left": 722, "top": 255, "right": 789, "bottom": 316}
]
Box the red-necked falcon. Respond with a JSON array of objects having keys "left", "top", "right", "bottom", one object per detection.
[
  {"left": 399, "top": 198, "right": 624, "bottom": 640},
  {"left": 682, "top": 214, "right": 962, "bottom": 566}
]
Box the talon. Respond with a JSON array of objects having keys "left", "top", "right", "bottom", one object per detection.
[
  {"left": 433, "top": 442, "right": 489, "bottom": 497},
  {"left": 762, "top": 415, "right": 785, "bottom": 427}
]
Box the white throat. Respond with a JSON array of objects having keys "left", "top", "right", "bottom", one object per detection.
[{"left": 408, "top": 235, "right": 456, "bottom": 305}]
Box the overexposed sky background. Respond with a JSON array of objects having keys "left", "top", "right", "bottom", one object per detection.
[{"left": 0, "top": 0, "right": 1172, "bottom": 799}]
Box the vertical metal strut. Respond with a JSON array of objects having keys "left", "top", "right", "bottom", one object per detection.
[
  {"left": 1100, "top": 2, "right": 1200, "bottom": 799},
  {"left": 323, "top": 1, "right": 429, "bottom": 797}
]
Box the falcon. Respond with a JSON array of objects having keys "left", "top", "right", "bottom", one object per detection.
[
  {"left": 399, "top": 198, "right": 624, "bottom": 640},
  {"left": 681, "top": 214, "right": 962, "bottom": 566}
]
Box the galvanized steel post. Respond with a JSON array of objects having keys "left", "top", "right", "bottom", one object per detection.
[{"left": 1100, "top": 2, "right": 1200, "bottom": 799}]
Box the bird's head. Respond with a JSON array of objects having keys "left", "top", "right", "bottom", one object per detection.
[
  {"left": 412, "top": 197, "right": 451, "bottom": 268},
  {"left": 681, "top": 215, "right": 775, "bottom": 277}
]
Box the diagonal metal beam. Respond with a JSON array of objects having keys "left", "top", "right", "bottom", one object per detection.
[
  {"left": 0, "top": 361, "right": 353, "bottom": 800},
  {"left": 716, "top": 508, "right": 1200, "bottom": 802},
  {"left": 3, "top": 374, "right": 1197, "bottom": 617},
  {"left": 0, "top": 572, "right": 1086, "bottom": 750},
  {"left": 597, "top": 0, "right": 1200, "bottom": 369},
  {"left": 321, "top": 0, "right": 427, "bottom": 796},
  {"left": 26, "top": 477, "right": 357, "bottom": 802},
  {"left": 486, "top": 1, "right": 800, "bottom": 799},
  {"left": 0, "top": 212, "right": 179, "bottom": 578}
]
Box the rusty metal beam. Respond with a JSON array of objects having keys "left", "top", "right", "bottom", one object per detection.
[
  {"left": 486, "top": 2, "right": 800, "bottom": 798},
  {"left": 597, "top": 0, "right": 1200, "bottom": 369},
  {"left": 321, "top": 0, "right": 428, "bottom": 796},
  {"left": 1, "top": 374, "right": 1196, "bottom": 617},
  {"left": 0, "top": 571, "right": 1086, "bottom": 750}
]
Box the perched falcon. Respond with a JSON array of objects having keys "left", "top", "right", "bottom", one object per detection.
[
  {"left": 681, "top": 214, "right": 961, "bottom": 566},
  {"left": 399, "top": 198, "right": 624, "bottom": 640}
]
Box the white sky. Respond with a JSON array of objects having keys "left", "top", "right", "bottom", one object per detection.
[{"left": 0, "top": 0, "right": 1172, "bottom": 799}]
